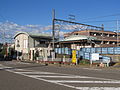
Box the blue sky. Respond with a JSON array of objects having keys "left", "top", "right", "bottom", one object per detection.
[{"left": 0, "top": 0, "right": 120, "bottom": 31}]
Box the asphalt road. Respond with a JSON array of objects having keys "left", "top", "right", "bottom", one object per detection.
[{"left": 0, "top": 61, "right": 120, "bottom": 90}]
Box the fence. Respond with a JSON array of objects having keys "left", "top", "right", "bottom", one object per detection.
[
  {"left": 80, "top": 47, "right": 120, "bottom": 54},
  {"left": 55, "top": 47, "right": 120, "bottom": 55},
  {"left": 55, "top": 47, "right": 120, "bottom": 62},
  {"left": 35, "top": 47, "right": 120, "bottom": 64}
]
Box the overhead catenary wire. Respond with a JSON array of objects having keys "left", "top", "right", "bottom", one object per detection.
[
  {"left": 0, "top": 13, "right": 7, "bottom": 21},
  {"left": 79, "top": 13, "right": 120, "bottom": 21},
  {"left": 78, "top": 13, "right": 120, "bottom": 31},
  {"left": 82, "top": 20, "right": 120, "bottom": 23}
]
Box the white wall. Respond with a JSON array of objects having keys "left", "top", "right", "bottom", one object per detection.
[{"left": 15, "top": 34, "right": 29, "bottom": 53}]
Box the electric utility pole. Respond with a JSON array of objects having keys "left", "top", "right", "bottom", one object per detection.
[
  {"left": 116, "top": 20, "right": 119, "bottom": 62},
  {"left": 52, "top": 9, "right": 55, "bottom": 61},
  {"left": 117, "top": 20, "right": 119, "bottom": 47}
]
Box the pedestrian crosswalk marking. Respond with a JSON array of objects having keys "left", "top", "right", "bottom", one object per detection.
[
  {"left": 14, "top": 71, "right": 58, "bottom": 74},
  {"left": 24, "top": 75, "right": 99, "bottom": 78},
  {"left": 7, "top": 68, "right": 120, "bottom": 90},
  {"left": 83, "top": 68, "right": 102, "bottom": 71},
  {"left": 0, "top": 66, "right": 13, "bottom": 70},
  {"left": 49, "top": 80, "right": 120, "bottom": 84},
  {"left": 1, "top": 64, "right": 120, "bottom": 90},
  {"left": 4, "top": 61, "right": 30, "bottom": 65},
  {"left": 10, "top": 70, "right": 113, "bottom": 80},
  {"left": 76, "top": 87, "right": 120, "bottom": 90},
  {"left": 14, "top": 69, "right": 33, "bottom": 71}
]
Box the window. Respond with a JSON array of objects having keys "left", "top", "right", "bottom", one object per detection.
[
  {"left": 75, "top": 33, "right": 78, "bottom": 35},
  {"left": 23, "top": 39, "right": 28, "bottom": 48},
  {"left": 15, "top": 39, "right": 20, "bottom": 47},
  {"left": 94, "top": 33, "right": 96, "bottom": 36},
  {"left": 40, "top": 41, "right": 45, "bottom": 44},
  {"left": 107, "top": 34, "right": 109, "bottom": 37}
]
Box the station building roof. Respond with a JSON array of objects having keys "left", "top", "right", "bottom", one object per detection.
[
  {"left": 14, "top": 31, "right": 52, "bottom": 39},
  {"left": 60, "top": 35, "right": 97, "bottom": 42}
]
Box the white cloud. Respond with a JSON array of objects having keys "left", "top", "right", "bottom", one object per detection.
[
  {"left": 0, "top": 21, "right": 46, "bottom": 33},
  {"left": 42, "top": 24, "right": 87, "bottom": 31},
  {"left": 0, "top": 21, "right": 48, "bottom": 43},
  {"left": 0, "top": 21, "right": 87, "bottom": 43}
]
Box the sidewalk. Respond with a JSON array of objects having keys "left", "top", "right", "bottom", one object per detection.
[{"left": 16, "top": 59, "right": 120, "bottom": 70}]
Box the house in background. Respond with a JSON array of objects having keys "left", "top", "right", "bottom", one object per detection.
[
  {"left": 14, "top": 32, "right": 53, "bottom": 60},
  {"left": 64, "top": 29, "right": 120, "bottom": 47}
]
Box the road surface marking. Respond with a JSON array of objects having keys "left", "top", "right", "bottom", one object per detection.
[
  {"left": 0, "top": 64, "right": 13, "bottom": 69},
  {"left": 4, "top": 61, "right": 30, "bottom": 65},
  {"left": 13, "top": 70, "right": 112, "bottom": 80},
  {"left": 15, "top": 71, "right": 58, "bottom": 74},
  {"left": 50, "top": 80, "right": 120, "bottom": 83},
  {"left": 0, "top": 66, "right": 13, "bottom": 70},
  {"left": 0, "top": 63, "right": 110, "bottom": 81},
  {"left": 83, "top": 68, "right": 102, "bottom": 71},
  {"left": 76, "top": 87, "right": 120, "bottom": 90},
  {"left": 1, "top": 64, "right": 119, "bottom": 90},
  {"left": 14, "top": 69, "right": 33, "bottom": 71},
  {"left": 7, "top": 70, "right": 120, "bottom": 90},
  {"left": 25, "top": 75, "right": 98, "bottom": 78}
]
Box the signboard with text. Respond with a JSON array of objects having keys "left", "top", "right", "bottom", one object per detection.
[{"left": 91, "top": 53, "right": 99, "bottom": 61}]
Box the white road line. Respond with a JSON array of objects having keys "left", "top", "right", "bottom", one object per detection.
[
  {"left": 50, "top": 80, "right": 120, "bottom": 84},
  {"left": 15, "top": 71, "right": 58, "bottom": 74},
  {"left": 83, "top": 68, "right": 102, "bottom": 71},
  {"left": 13, "top": 71, "right": 95, "bottom": 78},
  {"left": 10, "top": 69, "right": 113, "bottom": 81},
  {"left": 0, "top": 63, "right": 112, "bottom": 81},
  {"left": 13, "top": 72, "right": 95, "bottom": 78},
  {"left": 13, "top": 70, "right": 113, "bottom": 80},
  {"left": 7, "top": 70, "right": 120, "bottom": 90},
  {"left": 7, "top": 70, "right": 79, "bottom": 89},
  {"left": 14, "top": 69, "right": 33, "bottom": 71},
  {"left": 0, "top": 66, "right": 13, "bottom": 69},
  {"left": 7, "top": 69, "right": 120, "bottom": 90},
  {"left": 25, "top": 75, "right": 98, "bottom": 78},
  {"left": 76, "top": 87, "right": 120, "bottom": 90},
  {"left": 0, "top": 64, "right": 12, "bottom": 69}
]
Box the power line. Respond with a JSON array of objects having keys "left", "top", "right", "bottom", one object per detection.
[
  {"left": 80, "top": 13, "right": 120, "bottom": 21},
  {"left": 0, "top": 13, "right": 6, "bottom": 21},
  {"left": 82, "top": 20, "right": 120, "bottom": 23}
]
